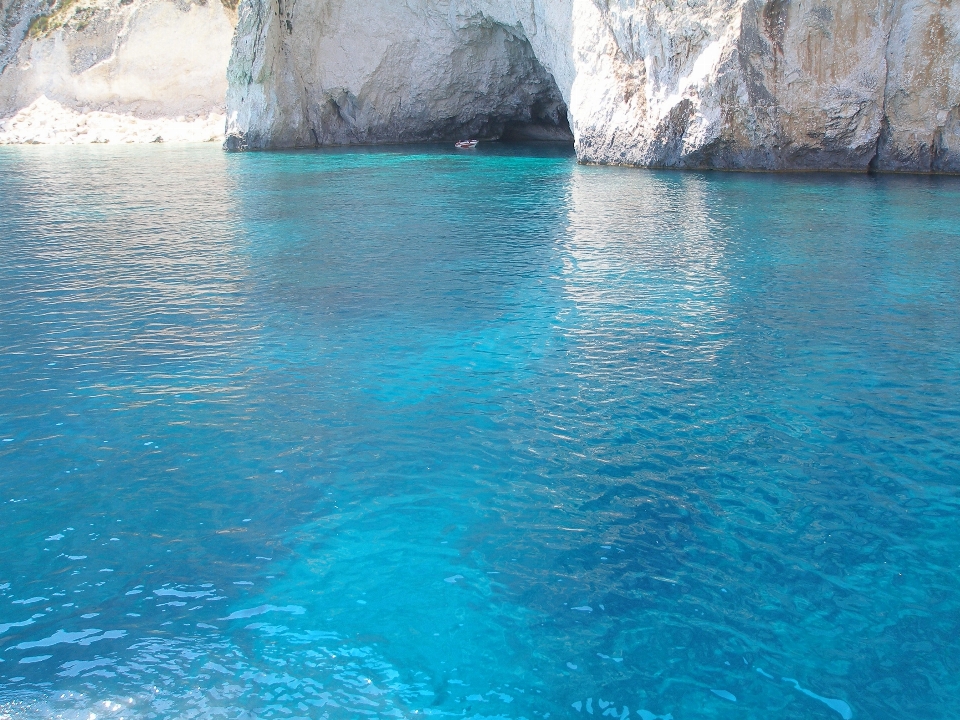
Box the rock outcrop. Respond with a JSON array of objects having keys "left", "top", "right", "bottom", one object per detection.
[
  {"left": 0, "top": 0, "right": 235, "bottom": 144},
  {"left": 225, "top": 0, "right": 960, "bottom": 173},
  {"left": 2, "top": 0, "right": 958, "bottom": 169},
  {"left": 224, "top": 2, "right": 575, "bottom": 149}
]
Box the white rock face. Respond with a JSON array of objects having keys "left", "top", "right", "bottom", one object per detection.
[
  {"left": 0, "top": 0, "right": 235, "bottom": 144},
  {"left": 226, "top": 0, "right": 960, "bottom": 172}
]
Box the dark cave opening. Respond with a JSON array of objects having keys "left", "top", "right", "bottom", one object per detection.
[{"left": 448, "top": 24, "right": 573, "bottom": 145}]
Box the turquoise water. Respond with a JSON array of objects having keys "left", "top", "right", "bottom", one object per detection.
[{"left": 0, "top": 143, "right": 958, "bottom": 720}]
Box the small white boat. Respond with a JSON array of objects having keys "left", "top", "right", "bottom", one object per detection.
[{"left": 455, "top": 140, "right": 479, "bottom": 149}]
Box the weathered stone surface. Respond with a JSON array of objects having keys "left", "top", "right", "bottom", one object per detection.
[
  {"left": 0, "top": 0, "right": 235, "bottom": 143},
  {"left": 1, "top": 0, "right": 46, "bottom": 73},
  {"left": 225, "top": 1, "right": 575, "bottom": 149},
  {"left": 575, "top": 0, "right": 960, "bottom": 172},
  {"left": 226, "top": 0, "right": 960, "bottom": 173},
  {"left": 2, "top": 0, "right": 958, "bottom": 166},
  {"left": 877, "top": 0, "right": 960, "bottom": 172}
]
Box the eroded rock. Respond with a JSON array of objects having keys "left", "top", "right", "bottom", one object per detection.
[
  {"left": 225, "top": 2, "right": 573, "bottom": 149},
  {"left": 226, "top": 0, "right": 960, "bottom": 172}
]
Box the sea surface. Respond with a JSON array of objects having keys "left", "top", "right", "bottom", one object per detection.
[{"left": 0, "top": 143, "right": 958, "bottom": 720}]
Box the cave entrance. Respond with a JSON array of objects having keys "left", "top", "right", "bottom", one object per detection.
[
  {"left": 438, "top": 21, "right": 573, "bottom": 144},
  {"left": 298, "top": 17, "right": 573, "bottom": 148}
]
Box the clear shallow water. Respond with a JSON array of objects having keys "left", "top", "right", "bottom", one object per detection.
[{"left": 0, "top": 143, "right": 958, "bottom": 720}]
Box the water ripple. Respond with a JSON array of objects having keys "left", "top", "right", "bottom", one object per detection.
[{"left": 0, "top": 144, "right": 958, "bottom": 719}]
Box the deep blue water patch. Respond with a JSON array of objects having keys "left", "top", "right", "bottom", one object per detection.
[{"left": 0, "top": 143, "right": 958, "bottom": 720}]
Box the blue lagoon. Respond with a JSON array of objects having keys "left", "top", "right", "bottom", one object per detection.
[{"left": 0, "top": 144, "right": 958, "bottom": 720}]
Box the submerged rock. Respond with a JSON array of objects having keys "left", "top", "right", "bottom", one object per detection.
[{"left": 225, "top": 0, "right": 960, "bottom": 172}]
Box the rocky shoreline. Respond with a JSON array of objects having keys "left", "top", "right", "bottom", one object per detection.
[{"left": 2, "top": 0, "right": 959, "bottom": 172}]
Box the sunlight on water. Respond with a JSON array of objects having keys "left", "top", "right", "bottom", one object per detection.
[{"left": 0, "top": 143, "right": 958, "bottom": 720}]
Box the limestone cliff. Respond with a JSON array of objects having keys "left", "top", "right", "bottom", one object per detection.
[
  {"left": 0, "top": 0, "right": 235, "bottom": 143},
  {"left": 2, "top": 0, "right": 958, "bottom": 169},
  {"left": 225, "top": 0, "right": 960, "bottom": 173},
  {"left": 224, "top": 2, "right": 575, "bottom": 150}
]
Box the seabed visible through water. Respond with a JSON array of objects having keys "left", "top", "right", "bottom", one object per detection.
[{"left": 0, "top": 142, "right": 958, "bottom": 720}]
